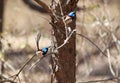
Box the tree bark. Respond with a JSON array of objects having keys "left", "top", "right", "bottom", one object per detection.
[
  {"left": 33, "top": 0, "right": 78, "bottom": 82},
  {"left": 51, "top": 0, "right": 77, "bottom": 83}
]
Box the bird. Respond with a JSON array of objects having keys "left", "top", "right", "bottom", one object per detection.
[
  {"left": 68, "top": 11, "right": 76, "bottom": 19},
  {"left": 40, "top": 47, "right": 48, "bottom": 55},
  {"left": 64, "top": 11, "right": 76, "bottom": 22},
  {"left": 29, "top": 47, "right": 49, "bottom": 71},
  {"left": 35, "top": 32, "right": 49, "bottom": 56},
  {"left": 36, "top": 47, "right": 49, "bottom": 57}
]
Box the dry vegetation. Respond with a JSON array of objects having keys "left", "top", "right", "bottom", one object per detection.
[{"left": 0, "top": 0, "right": 120, "bottom": 83}]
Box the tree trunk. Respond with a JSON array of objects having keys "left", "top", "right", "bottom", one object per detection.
[
  {"left": 51, "top": 0, "right": 77, "bottom": 83},
  {"left": 0, "top": 0, "right": 4, "bottom": 50},
  {"left": 33, "top": 0, "right": 78, "bottom": 82}
]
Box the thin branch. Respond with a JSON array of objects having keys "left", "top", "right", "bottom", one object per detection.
[
  {"left": 0, "top": 75, "right": 16, "bottom": 83},
  {"left": 0, "top": 80, "right": 16, "bottom": 83},
  {"left": 28, "top": 54, "right": 45, "bottom": 71},
  {"left": 76, "top": 33, "right": 107, "bottom": 57},
  {"left": 56, "top": 29, "right": 76, "bottom": 50},
  {"left": 34, "top": 0, "right": 51, "bottom": 14},
  {"left": 16, "top": 54, "right": 36, "bottom": 76},
  {"left": 28, "top": 51, "right": 56, "bottom": 71},
  {"left": 58, "top": 0, "right": 68, "bottom": 38},
  {"left": 0, "top": 59, "right": 16, "bottom": 72},
  {"left": 10, "top": 54, "right": 37, "bottom": 81},
  {"left": 107, "top": 49, "right": 115, "bottom": 76},
  {"left": 78, "top": 77, "right": 119, "bottom": 83},
  {"left": 17, "top": 76, "right": 21, "bottom": 83}
]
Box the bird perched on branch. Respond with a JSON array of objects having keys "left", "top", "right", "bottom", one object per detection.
[
  {"left": 39, "top": 47, "right": 48, "bottom": 55},
  {"left": 64, "top": 11, "right": 76, "bottom": 23},
  {"left": 36, "top": 32, "right": 49, "bottom": 56},
  {"left": 36, "top": 47, "right": 49, "bottom": 58}
]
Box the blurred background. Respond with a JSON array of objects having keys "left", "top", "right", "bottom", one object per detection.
[{"left": 0, "top": 0, "right": 120, "bottom": 83}]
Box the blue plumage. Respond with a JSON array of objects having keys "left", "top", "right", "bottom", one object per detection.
[
  {"left": 41, "top": 47, "right": 48, "bottom": 55},
  {"left": 68, "top": 11, "right": 76, "bottom": 18},
  {"left": 64, "top": 11, "right": 76, "bottom": 22}
]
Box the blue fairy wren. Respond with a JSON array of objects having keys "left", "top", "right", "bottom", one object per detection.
[
  {"left": 35, "top": 47, "right": 50, "bottom": 63},
  {"left": 39, "top": 47, "right": 48, "bottom": 55},
  {"left": 65, "top": 11, "right": 76, "bottom": 22},
  {"left": 36, "top": 32, "right": 49, "bottom": 56},
  {"left": 36, "top": 47, "right": 49, "bottom": 57}
]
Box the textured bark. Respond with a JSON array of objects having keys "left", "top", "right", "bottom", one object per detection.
[
  {"left": 33, "top": 0, "right": 78, "bottom": 82},
  {"left": 51, "top": 0, "right": 77, "bottom": 83}
]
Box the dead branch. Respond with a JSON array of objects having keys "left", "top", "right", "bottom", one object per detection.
[
  {"left": 0, "top": 75, "right": 16, "bottom": 83},
  {"left": 34, "top": 0, "right": 52, "bottom": 14},
  {"left": 78, "top": 77, "right": 119, "bottom": 83},
  {"left": 76, "top": 33, "right": 107, "bottom": 57},
  {"left": 9, "top": 54, "right": 37, "bottom": 81},
  {"left": 107, "top": 49, "right": 115, "bottom": 76}
]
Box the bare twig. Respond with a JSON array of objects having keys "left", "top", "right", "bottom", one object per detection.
[
  {"left": 0, "top": 80, "right": 16, "bottom": 83},
  {"left": 0, "top": 75, "right": 16, "bottom": 83},
  {"left": 56, "top": 29, "right": 76, "bottom": 50},
  {"left": 78, "top": 77, "right": 119, "bottom": 83},
  {"left": 103, "top": 0, "right": 120, "bottom": 78},
  {"left": 10, "top": 54, "right": 37, "bottom": 81},
  {"left": 107, "top": 49, "right": 115, "bottom": 76},
  {"left": 34, "top": 0, "right": 52, "bottom": 14},
  {"left": 28, "top": 54, "right": 45, "bottom": 71},
  {"left": 28, "top": 51, "right": 56, "bottom": 71},
  {"left": 76, "top": 33, "right": 107, "bottom": 57},
  {"left": 17, "top": 76, "right": 21, "bottom": 83},
  {"left": 58, "top": 0, "right": 68, "bottom": 38}
]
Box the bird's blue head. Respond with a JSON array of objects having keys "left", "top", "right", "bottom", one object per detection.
[
  {"left": 68, "top": 11, "right": 76, "bottom": 18},
  {"left": 41, "top": 47, "right": 48, "bottom": 55}
]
